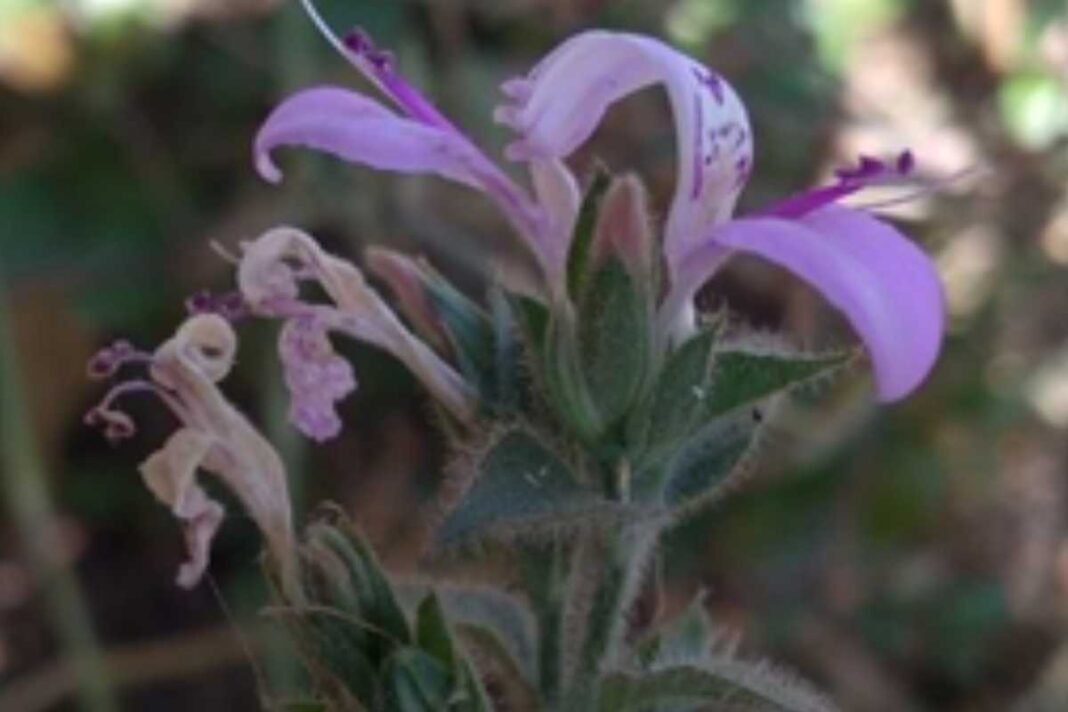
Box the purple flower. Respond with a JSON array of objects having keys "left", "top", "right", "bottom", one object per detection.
[
  {"left": 254, "top": 14, "right": 945, "bottom": 401},
  {"left": 85, "top": 315, "right": 298, "bottom": 593},
  {"left": 237, "top": 227, "right": 476, "bottom": 435},
  {"left": 278, "top": 316, "right": 356, "bottom": 442}
]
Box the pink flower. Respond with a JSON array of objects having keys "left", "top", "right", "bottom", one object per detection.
[{"left": 253, "top": 10, "right": 945, "bottom": 401}]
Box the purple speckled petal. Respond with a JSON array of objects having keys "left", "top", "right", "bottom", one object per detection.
[
  {"left": 706, "top": 206, "right": 945, "bottom": 400},
  {"left": 496, "top": 31, "right": 752, "bottom": 275}
]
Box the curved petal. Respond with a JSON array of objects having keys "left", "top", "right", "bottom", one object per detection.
[
  {"left": 238, "top": 228, "right": 478, "bottom": 424},
  {"left": 255, "top": 86, "right": 550, "bottom": 270},
  {"left": 497, "top": 31, "right": 752, "bottom": 272},
  {"left": 700, "top": 207, "right": 944, "bottom": 400},
  {"left": 529, "top": 158, "right": 580, "bottom": 274},
  {"left": 255, "top": 86, "right": 486, "bottom": 187}
]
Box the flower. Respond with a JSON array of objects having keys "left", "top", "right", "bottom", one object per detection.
[
  {"left": 254, "top": 10, "right": 944, "bottom": 401},
  {"left": 236, "top": 226, "right": 477, "bottom": 438},
  {"left": 85, "top": 314, "right": 298, "bottom": 594}
]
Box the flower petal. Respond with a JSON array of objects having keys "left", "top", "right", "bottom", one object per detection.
[
  {"left": 497, "top": 31, "right": 752, "bottom": 272},
  {"left": 279, "top": 315, "right": 357, "bottom": 442},
  {"left": 255, "top": 86, "right": 550, "bottom": 271},
  {"left": 140, "top": 428, "right": 225, "bottom": 588},
  {"left": 239, "top": 228, "right": 478, "bottom": 423},
  {"left": 255, "top": 86, "right": 486, "bottom": 187},
  {"left": 529, "top": 158, "right": 581, "bottom": 274},
  {"left": 152, "top": 315, "right": 300, "bottom": 593},
  {"left": 687, "top": 207, "right": 944, "bottom": 400}
]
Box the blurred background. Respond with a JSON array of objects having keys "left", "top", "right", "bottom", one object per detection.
[{"left": 1, "top": 0, "right": 1067, "bottom": 709}]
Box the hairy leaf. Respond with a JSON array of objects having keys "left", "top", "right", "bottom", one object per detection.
[
  {"left": 381, "top": 647, "right": 453, "bottom": 711},
  {"left": 598, "top": 663, "right": 836, "bottom": 712},
  {"left": 438, "top": 587, "right": 537, "bottom": 681},
  {"left": 662, "top": 412, "right": 759, "bottom": 510},
  {"left": 544, "top": 308, "right": 605, "bottom": 441},
  {"left": 457, "top": 623, "right": 540, "bottom": 712},
  {"left": 489, "top": 288, "right": 523, "bottom": 412},
  {"left": 438, "top": 429, "right": 618, "bottom": 546},
  {"left": 578, "top": 259, "right": 653, "bottom": 427},
  {"left": 628, "top": 323, "right": 722, "bottom": 467},
  {"left": 567, "top": 165, "right": 613, "bottom": 299},
  {"left": 416, "top": 593, "right": 457, "bottom": 671},
  {"left": 423, "top": 274, "right": 495, "bottom": 397},
  {"left": 703, "top": 348, "right": 850, "bottom": 418},
  {"left": 314, "top": 521, "right": 412, "bottom": 645}
]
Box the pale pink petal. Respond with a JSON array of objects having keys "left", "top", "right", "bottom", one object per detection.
[
  {"left": 140, "top": 428, "right": 225, "bottom": 588},
  {"left": 278, "top": 315, "right": 357, "bottom": 442},
  {"left": 175, "top": 489, "right": 225, "bottom": 589},
  {"left": 529, "top": 159, "right": 581, "bottom": 274},
  {"left": 498, "top": 31, "right": 752, "bottom": 274}
]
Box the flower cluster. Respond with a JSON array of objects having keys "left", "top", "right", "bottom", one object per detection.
[
  {"left": 87, "top": 9, "right": 945, "bottom": 592},
  {"left": 257, "top": 13, "right": 944, "bottom": 400}
]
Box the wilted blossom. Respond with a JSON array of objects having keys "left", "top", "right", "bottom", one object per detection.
[
  {"left": 85, "top": 314, "right": 298, "bottom": 594},
  {"left": 236, "top": 226, "right": 477, "bottom": 439},
  {"left": 255, "top": 8, "right": 946, "bottom": 401}
]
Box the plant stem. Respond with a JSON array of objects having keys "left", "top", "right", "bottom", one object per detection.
[{"left": 0, "top": 281, "right": 117, "bottom": 712}]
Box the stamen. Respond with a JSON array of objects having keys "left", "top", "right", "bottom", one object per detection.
[
  {"left": 851, "top": 164, "right": 984, "bottom": 212},
  {"left": 339, "top": 28, "right": 453, "bottom": 129},
  {"left": 86, "top": 379, "right": 193, "bottom": 443},
  {"left": 765, "top": 150, "right": 921, "bottom": 219},
  {"left": 297, "top": 0, "right": 350, "bottom": 59},
  {"left": 185, "top": 290, "right": 248, "bottom": 322},
  {"left": 85, "top": 405, "right": 136, "bottom": 442},
  {"left": 298, "top": 0, "right": 451, "bottom": 128},
  {"left": 209, "top": 241, "right": 241, "bottom": 265},
  {"left": 87, "top": 340, "right": 154, "bottom": 380}
]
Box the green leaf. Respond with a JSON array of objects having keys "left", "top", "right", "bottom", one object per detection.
[
  {"left": 273, "top": 606, "right": 381, "bottom": 704},
  {"left": 416, "top": 593, "right": 457, "bottom": 671},
  {"left": 628, "top": 323, "right": 722, "bottom": 465},
  {"left": 437, "top": 429, "right": 616, "bottom": 546},
  {"left": 638, "top": 594, "right": 714, "bottom": 667},
  {"left": 598, "top": 664, "right": 836, "bottom": 712},
  {"left": 567, "top": 166, "right": 613, "bottom": 299},
  {"left": 311, "top": 518, "right": 412, "bottom": 646},
  {"left": 544, "top": 308, "right": 605, "bottom": 441},
  {"left": 423, "top": 275, "right": 494, "bottom": 396},
  {"left": 662, "top": 411, "right": 759, "bottom": 510},
  {"left": 577, "top": 259, "right": 653, "bottom": 427},
  {"left": 381, "top": 647, "right": 453, "bottom": 712},
  {"left": 703, "top": 348, "right": 850, "bottom": 419},
  {"left": 438, "top": 587, "right": 537, "bottom": 680},
  {"left": 509, "top": 294, "right": 550, "bottom": 353},
  {"left": 456, "top": 623, "right": 540, "bottom": 712},
  {"left": 488, "top": 288, "right": 523, "bottom": 412}
]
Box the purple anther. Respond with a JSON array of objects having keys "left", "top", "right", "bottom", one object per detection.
[{"left": 896, "top": 149, "right": 915, "bottom": 175}]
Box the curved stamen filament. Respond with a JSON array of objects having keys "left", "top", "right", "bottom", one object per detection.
[
  {"left": 88, "top": 379, "right": 193, "bottom": 436},
  {"left": 88, "top": 341, "right": 155, "bottom": 380}
]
